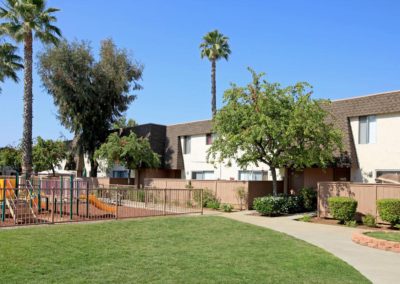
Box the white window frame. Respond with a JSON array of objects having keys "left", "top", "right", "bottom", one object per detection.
[{"left": 359, "top": 115, "right": 376, "bottom": 144}]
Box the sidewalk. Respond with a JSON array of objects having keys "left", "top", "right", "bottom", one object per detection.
[{"left": 221, "top": 210, "right": 400, "bottom": 284}]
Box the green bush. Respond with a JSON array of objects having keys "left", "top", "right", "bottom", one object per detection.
[
  {"left": 377, "top": 199, "right": 400, "bottom": 227},
  {"left": 207, "top": 199, "right": 221, "bottom": 210},
  {"left": 362, "top": 214, "right": 376, "bottom": 227},
  {"left": 254, "top": 196, "right": 287, "bottom": 216},
  {"left": 299, "top": 187, "right": 317, "bottom": 211},
  {"left": 345, "top": 220, "right": 358, "bottom": 227},
  {"left": 221, "top": 203, "right": 234, "bottom": 212},
  {"left": 253, "top": 195, "right": 304, "bottom": 216},
  {"left": 299, "top": 215, "right": 312, "bottom": 222},
  {"left": 328, "top": 197, "right": 357, "bottom": 223}
]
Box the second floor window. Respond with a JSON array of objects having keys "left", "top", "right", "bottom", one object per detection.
[
  {"left": 183, "top": 136, "right": 191, "bottom": 154},
  {"left": 359, "top": 115, "right": 376, "bottom": 144},
  {"left": 206, "top": 133, "right": 213, "bottom": 145}
]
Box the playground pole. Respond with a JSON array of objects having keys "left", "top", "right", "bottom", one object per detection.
[
  {"left": 38, "top": 177, "right": 41, "bottom": 213},
  {"left": 76, "top": 180, "right": 79, "bottom": 216},
  {"left": 60, "top": 176, "right": 63, "bottom": 218},
  {"left": 86, "top": 182, "right": 89, "bottom": 218},
  {"left": 2, "top": 180, "right": 6, "bottom": 222},
  {"left": 15, "top": 172, "right": 19, "bottom": 197},
  {"left": 70, "top": 175, "right": 73, "bottom": 220}
]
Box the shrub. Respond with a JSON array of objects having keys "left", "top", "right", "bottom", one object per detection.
[
  {"left": 221, "top": 203, "right": 234, "bottom": 212},
  {"left": 377, "top": 199, "right": 400, "bottom": 227},
  {"left": 207, "top": 199, "right": 221, "bottom": 210},
  {"left": 194, "top": 188, "right": 220, "bottom": 208},
  {"left": 299, "top": 215, "right": 312, "bottom": 222},
  {"left": 236, "top": 187, "right": 247, "bottom": 210},
  {"left": 345, "top": 220, "right": 358, "bottom": 227},
  {"left": 299, "top": 187, "right": 317, "bottom": 211},
  {"left": 253, "top": 196, "right": 287, "bottom": 216},
  {"left": 328, "top": 197, "right": 357, "bottom": 223},
  {"left": 362, "top": 214, "right": 376, "bottom": 227}
]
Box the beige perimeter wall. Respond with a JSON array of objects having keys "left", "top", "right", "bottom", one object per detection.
[
  {"left": 144, "top": 178, "right": 283, "bottom": 209},
  {"left": 318, "top": 182, "right": 400, "bottom": 221}
]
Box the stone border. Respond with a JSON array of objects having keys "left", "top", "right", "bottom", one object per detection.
[{"left": 352, "top": 231, "right": 400, "bottom": 253}]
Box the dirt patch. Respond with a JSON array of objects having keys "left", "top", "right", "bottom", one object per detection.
[{"left": 302, "top": 217, "right": 398, "bottom": 231}]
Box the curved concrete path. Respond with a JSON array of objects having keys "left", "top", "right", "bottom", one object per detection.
[{"left": 219, "top": 210, "right": 400, "bottom": 284}]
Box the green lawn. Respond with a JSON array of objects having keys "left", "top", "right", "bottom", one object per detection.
[
  {"left": 366, "top": 231, "right": 400, "bottom": 242},
  {"left": 0, "top": 216, "right": 369, "bottom": 283}
]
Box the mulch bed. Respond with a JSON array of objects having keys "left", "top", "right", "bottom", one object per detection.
[{"left": 302, "top": 216, "right": 398, "bottom": 231}]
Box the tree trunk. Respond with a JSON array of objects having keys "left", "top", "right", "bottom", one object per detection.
[
  {"left": 21, "top": 30, "right": 33, "bottom": 177},
  {"left": 271, "top": 167, "right": 278, "bottom": 196},
  {"left": 89, "top": 156, "right": 98, "bottom": 177},
  {"left": 128, "top": 168, "right": 131, "bottom": 185},
  {"left": 211, "top": 59, "right": 216, "bottom": 117}
]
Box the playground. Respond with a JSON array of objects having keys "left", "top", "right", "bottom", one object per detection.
[{"left": 0, "top": 176, "right": 202, "bottom": 227}]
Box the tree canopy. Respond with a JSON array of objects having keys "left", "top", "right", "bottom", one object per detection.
[
  {"left": 208, "top": 68, "right": 343, "bottom": 195},
  {"left": 38, "top": 39, "right": 143, "bottom": 177},
  {"left": 0, "top": 42, "right": 23, "bottom": 93},
  {"left": 95, "top": 132, "right": 160, "bottom": 183},
  {"left": 32, "top": 137, "right": 67, "bottom": 176},
  {"left": 0, "top": 145, "right": 21, "bottom": 172},
  {"left": 200, "top": 30, "right": 231, "bottom": 116}
]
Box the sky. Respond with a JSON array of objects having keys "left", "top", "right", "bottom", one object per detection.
[{"left": 1, "top": 0, "right": 400, "bottom": 146}]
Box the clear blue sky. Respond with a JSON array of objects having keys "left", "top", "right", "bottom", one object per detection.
[{"left": 1, "top": 0, "right": 399, "bottom": 146}]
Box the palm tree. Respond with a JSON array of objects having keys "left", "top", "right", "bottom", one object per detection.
[
  {"left": 200, "top": 30, "right": 231, "bottom": 116},
  {"left": 0, "top": 42, "right": 23, "bottom": 92},
  {"left": 0, "top": 0, "right": 61, "bottom": 176}
]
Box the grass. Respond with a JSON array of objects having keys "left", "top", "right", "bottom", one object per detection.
[
  {"left": 0, "top": 216, "right": 369, "bottom": 283},
  {"left": 366, "top": 231, "right": 400, "bottom": 242}
]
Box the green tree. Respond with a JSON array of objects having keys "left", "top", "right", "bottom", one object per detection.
[
  {"left": 208, "top": 69, "right": 343, "bottom": 195},
  {"left": 0, "top": 42, "right": 23, "bottom": 92},
  {"left": 32, "top": 136, "right": 66, "bottom": 176},
  {"left": 200, "top": 30, "right": 231, "bottom": 116},
  {"left": 95, "top": 132, "right": 160, "bottom": 184},
  {"left": 113, "top": 116, "right": 137, "bottom": 129},
  {"left": 0, "top": 0, "right": 61, "bottom": 176},
  {"left": 0, "top": 146, "right": 22, "bottom": 173},
  {"left": 38, "top": 39, "right": 143, "bottom": 177}
]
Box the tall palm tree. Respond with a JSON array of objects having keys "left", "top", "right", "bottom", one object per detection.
[
  {"left": 0, "top": 42, "right": 23, "bottom": 92},
  {"left": 200, "top": 30, "right": 231, "bottom": 117},
  {"left": 0, "top": 0, "right": 61, "bottom": 176}
]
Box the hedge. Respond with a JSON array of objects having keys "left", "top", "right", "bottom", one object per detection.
[
  {"left": 328, "top": 196, "right": 357, "bottom": 223},
  {"left": 377, "top": 199, "right": 400, "bottom": 227}
]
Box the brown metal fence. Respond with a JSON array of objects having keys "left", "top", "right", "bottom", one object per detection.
[{"left": 1, "top": 178, "right": 203, "bottom": 227}]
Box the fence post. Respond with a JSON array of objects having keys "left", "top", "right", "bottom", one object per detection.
[
  {"left": 70, "top": 175, "right": 73, "bottom": 220},
  {"left": 38, "top": 178, "right": 41, "bottom": 213},
  {"left": 201, "top": 189, "right": 203, "bottom": 215},
  {"left": 51, "top": 189, "right": 55, "bottom": 224},
  {"left": 115, "top": 190, "right": 119, "bottom": 220},
  {"left": 86, "top": 182, "right": 89, "bottom": 218},
  {"left": 76, "top": 181, "right": 79, "bottom": 216},
  {"left": 60, "top": 176, "right": 63, "bottom": 218},
  {"left": 2, "top": 180, "right": 6, "bottom": 222},
  {"left": 163, "top": 188, "right": 167, "bottom": 216}
]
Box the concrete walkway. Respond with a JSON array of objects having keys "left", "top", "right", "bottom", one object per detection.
[{"left": 219, "top": 210, "right": 400, "bottom": 284}]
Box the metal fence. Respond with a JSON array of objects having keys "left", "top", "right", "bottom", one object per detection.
[{"left": 0, "top": 178, "right": 203, "bottom": 227}]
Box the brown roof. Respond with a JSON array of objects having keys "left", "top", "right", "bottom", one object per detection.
[
  {"left": 325, "top": 90, "right": 400, "bottom": 168},
  {"left": 163, "top": 91, "right": 400, "bottom": 170}
]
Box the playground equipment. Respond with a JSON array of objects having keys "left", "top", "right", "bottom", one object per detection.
[
  {"left": 80, "top": 194, "right": 116, "bottom": 213},
  {"left": 0, "top": 178, "right": 38, "bottom": 224}
]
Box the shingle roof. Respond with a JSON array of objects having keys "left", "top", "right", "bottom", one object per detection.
[{"left": 163, "top": 91, "right": 400, "bottom": 170}]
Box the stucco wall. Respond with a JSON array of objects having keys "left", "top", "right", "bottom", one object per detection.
[
  {"left": 350, "top": 112, "right": 400, "bottom": 182},
  {"left": 180, "top": 134, "right": 281, "bottom": 181}
]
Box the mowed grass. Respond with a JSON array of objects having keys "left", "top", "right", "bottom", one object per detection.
[
  {"left": 366, "top": 231, "right": 400, "bottom": 242},
  {"left": 0, "top": 216, "right": 369, "bottom": 283}
]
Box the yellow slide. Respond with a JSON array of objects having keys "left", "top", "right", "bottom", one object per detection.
[
  {"left": 80, "top": 194, "right": 116, "bottom": 213},
  {"left": 0, "top": 179, "right": 16, "bottom": 201}
]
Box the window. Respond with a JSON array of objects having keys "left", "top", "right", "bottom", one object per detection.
[
  {"left": 192, "top": 171, "right": 214, "bottom": 180},
  {"left": 206, "top": 133, "right": 216, "bottom": 145},
  {"left": 359, "top": 115, "right": 376, "bottom": 144},
  {"left": 112, "top": 171, "right": 128, "bottom": 178},
  {"left": 238, "top": 170, "right": 264, "bottom": 181},
  {"left": 376, "top": 170, "right": 400, "bottom": 183},
  {"left": 183, "top": 136, "right": 191, "bottom": 154}
]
